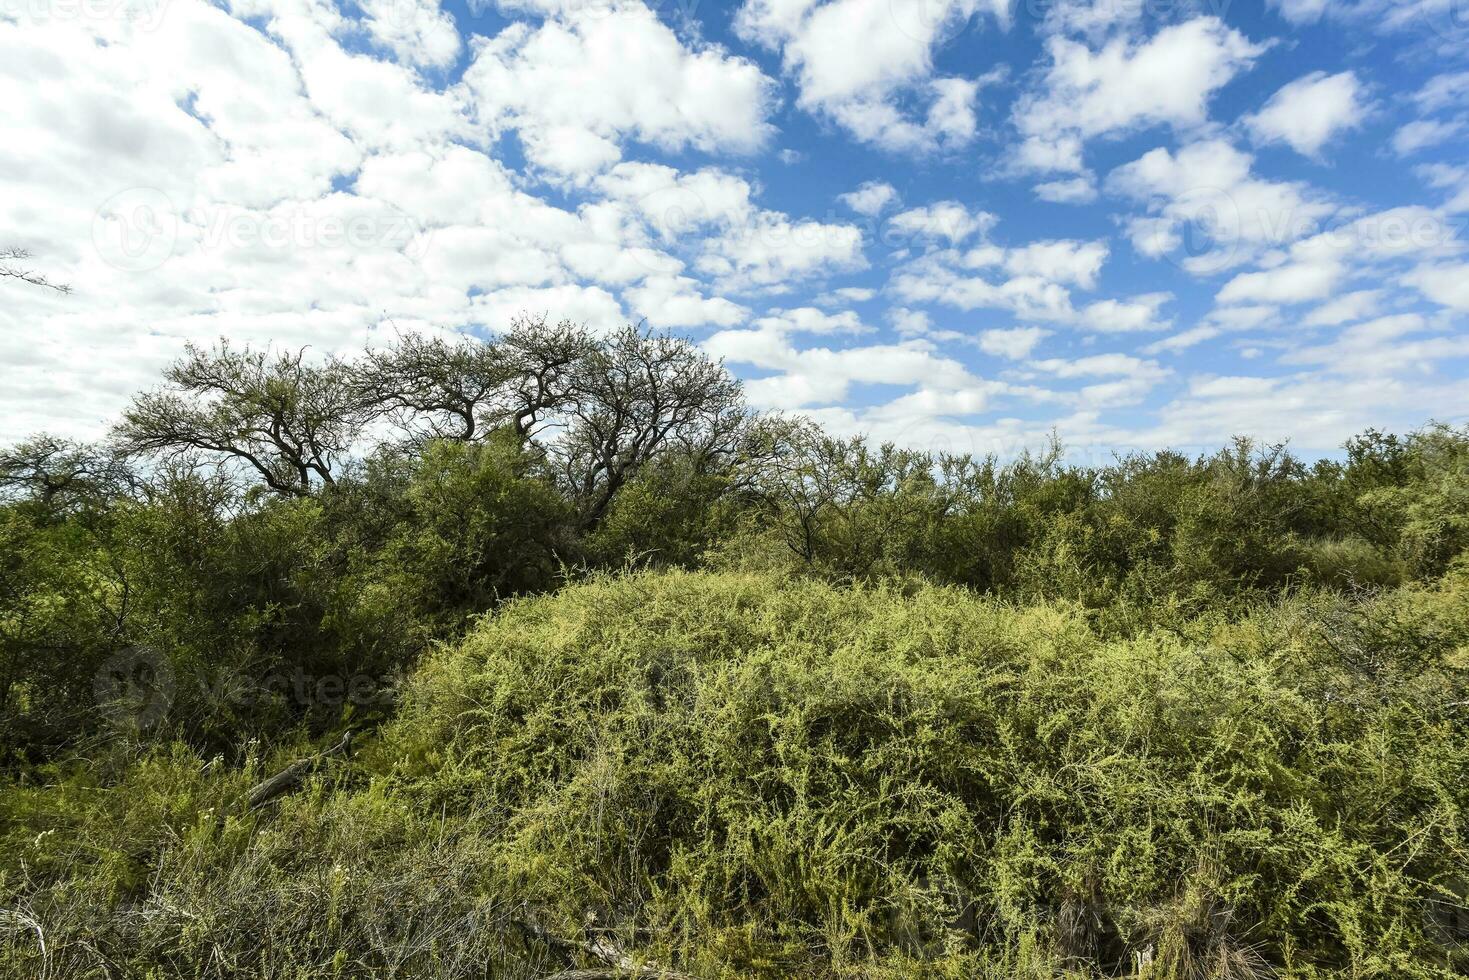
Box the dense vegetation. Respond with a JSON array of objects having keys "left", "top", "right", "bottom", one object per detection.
[{"left": 1, "top": 319, "right": 1466, "bottom": 977}]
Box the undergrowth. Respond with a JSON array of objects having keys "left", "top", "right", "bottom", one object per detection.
[{"left": 3, "top": 569, "right": 1466, "bottom": 978}]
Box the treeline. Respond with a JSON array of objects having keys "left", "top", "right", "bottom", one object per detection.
[{"left": 2, "top": 316, "right": 1467, "bottom": 763}]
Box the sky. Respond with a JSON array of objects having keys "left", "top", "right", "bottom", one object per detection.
[{"left": 2, "top": 0, "right": 1467, "bottom": 460}]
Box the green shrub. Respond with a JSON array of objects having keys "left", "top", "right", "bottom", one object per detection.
[{"left": 7, "top": 570, "right": 1462, "bottom": 978}]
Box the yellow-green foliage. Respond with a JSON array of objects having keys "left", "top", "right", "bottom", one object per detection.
[{"left": 5, "top": 570, "right": 1465, "bottom": 978}]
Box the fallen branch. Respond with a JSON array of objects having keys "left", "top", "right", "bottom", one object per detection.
[
  {"left": 515, "top": 919, "right": 700, "bottom": 980},
  {"left": 245, "top": 730, "right": 353, "bottom": 810}
]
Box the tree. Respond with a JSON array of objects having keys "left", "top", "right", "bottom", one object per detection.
[
  {"left": 550, "top": 324, "right": 745, "bottom": 528},
  {"left": 499, "top": 314, "right": 596, "bottom": 438},
  {"left": 0, "top": 436, "right": 135, "bottom": 509},
  {"left": 353, "top": 315, "right": 592, "bottom": 443},
  {"left": 116, "top": 342, "right": 364, "bottom": 496},
  {"left": 0, "top": 246, "right": 70, "bottom": 294},
  {"left": 353, "top": 332, "right": 511, "bottom": 443}
]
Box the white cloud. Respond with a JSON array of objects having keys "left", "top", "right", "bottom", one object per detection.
[
  {"left": 591, "top": 161, "right": 868, "bottom": 292},
  {"left": 989, "top": 239, "right": 1109, "bottom": 288},
  {"left": 1392, "top": 119, "right": 1463, "bottom": 157},
  {"left": 624, "top": 275, "right": 749, "bottom": 328},
  {"left": 979, "top": 326, "right": 1048, "bottom": 358},
  {"left": 470, "top": 283, "right": 626, "bottom": 333},
  {"left": 1283, "top": 313, "right": 1469, "bottom": 376},
  {"left": 888, "top": 202, "right": 997, "bottom": 245},
  {"left": 248, "top": 0, "right": 472, "bottom": 151},
  {"left": 892, "top": 258, "right": 1078, "bottom": 321},
  {"left": 696, "top": 213, "right": 867, "bottom": 291},
  {"left": 1013, "top": 18, "right": 1268, "bottom": 174},
  {"left": 705, "top": 319, "right": 987, "bottom": 409},
  {"left": 594, "top": 163, "right": 756, "bottom": 237},
  {"left": 1030, "top": 353, "right": 1170, "bottom": 408},
  {"left": 1080, "top": 293, "right": 1173, "bottom": 332},
  {"left": 889, "top": 307, "right": 933, "bottom": 335},
  {"left": 1218, "top": 260, "right": 1343, "bottom": 304},
  {"left": 838, "top": 180, "right": 899, "bottom": 216},
  {"left": 1302, "top": 289, "right": 1383, "bottom": 326},
  {"left": 1418, "top": 164, "right": 1469, "bottom": 213},
  {"left": 1245, "top": 71, "right": 1367, "bottom": 157},
  {"left": 1109, "top": 139, "right": 1337, "bottom": 271},
  {"left": 1033, "top": 176, "right": 1099, "bottom": 204},
  {"left": 1414, "top": 71, "right": 1469, "bottom": 114},
  {"left": 750, "top": 306, "right": 871, "bottom": 334},
  {"left": 1268, "top": 0, "right": 1330, "bottom": 23},
  {"left": 358, "top": 0, "right": 460, "bottom": 68},
  {"left": 1407, "top": 262, "right": 1469, "bottom": 311},
  {"left": 735, "top": 0, "right": 1001, "bottom": 152},
  {"left": 462, "top": 3, "right": 775, "bottom": 177}
]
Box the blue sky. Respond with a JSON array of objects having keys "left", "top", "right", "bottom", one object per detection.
[{"left": 2, "top": 0, "right": 1467, "bottom": 458}]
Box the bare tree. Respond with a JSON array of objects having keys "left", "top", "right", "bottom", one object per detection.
[
  {"left": 499, "top": 314, "right": 595, "bottom": 438},
  {"left": 0, "top": 247, "right": 70, "bottom": 294},
  {"left": 552, "top": 324, "right": 744, "bottom": 528},
  {"left": 353, "top": 315, "right": 592, "bottom": 443},
  {"left": 354, "top": 332, "right": 512, "bottom": 443},
  {"left": 115, "top": 342, "right": 364, "bottom": 496}
]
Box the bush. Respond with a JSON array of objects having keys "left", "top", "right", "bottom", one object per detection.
[{"left": 6, "top": 570, "right": 1464, "bottom": 978}]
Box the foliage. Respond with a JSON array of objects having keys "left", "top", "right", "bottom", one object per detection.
[
  {"left": 3, "top": 329, "right": 1469, "bottom": 978},
  {"left": 2, "top": 570, "right": 1465, "bottom": 978}
]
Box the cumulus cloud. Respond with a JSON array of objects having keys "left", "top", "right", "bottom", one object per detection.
[
  {"left": 705, "top": 319, "right": 988, "bottom": 410},
  {"left": 1034, "top": 176, "right": 1099, "bottom": 204},
  {"left": 358, "top": 0, "right": 460, "bottom": 68},
  {"left": 838, "top": 181, "right": 899, "bottom": 216},
  {"left": 1302, "top": 289, "right": 1384, "bottom": 326},
  {"left": 1244, "top": 71, "right": 1367, "bottom": 157},
  {"left": 1079, "top": 293, "right": 1174, "bottom": 332},
  {"left": 624, "top": 274, "right": 749, "bottom": 328},
  {"left": 462, "top": 3, "right": 775, "bottom": 177},
  {"left": 1217, "top": 261, "right": 1344, "bottom": 304},
  {"left": 735, "top": 0, "right": 1001, "bottom": 152},
  {"left": 1013, "top": 18, "right": 1268, "bottom": 175},
  {"left": 591, "top": 162, "right": 868, "bottom": 292},
  {"left": 1407, "top": 263, "right": 1469, "bottom": 311},
  {"left": 967, "top": 239, "right": 1110, "bottom": 289},
  {"left": 888, "top": 202, "right": 997, "bottom": 246},
  {"left": 1108, "top": 139, "right": 1336, "bottom": 272},
  {"left": 979, "top": 326, "right": 1048, "bottom": 359}
]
